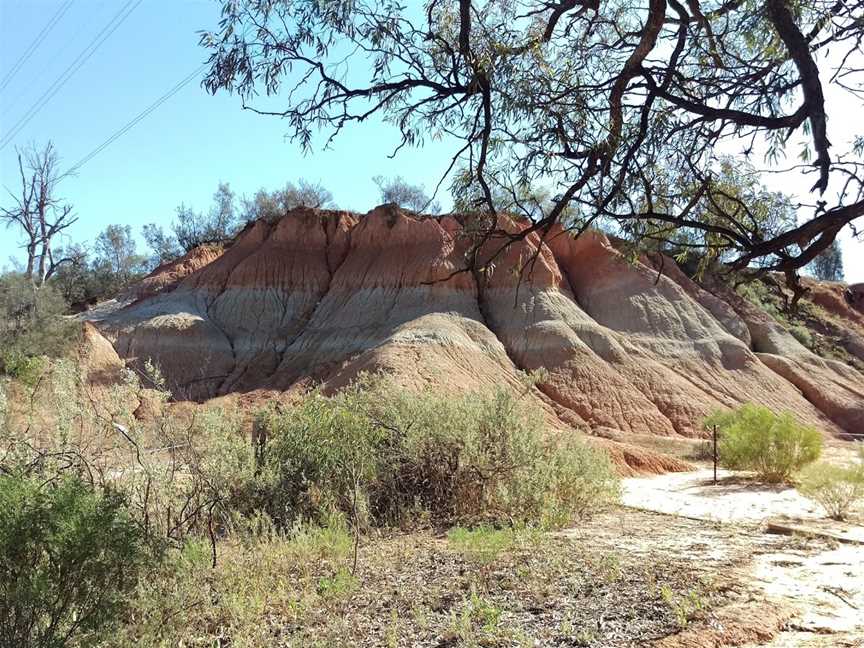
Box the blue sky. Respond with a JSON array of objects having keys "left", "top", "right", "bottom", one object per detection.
[
  {"left": 1, "top": 0, "right": 862, "bottom": 282},
  {"left": 0, "top": 0, "right": 456, "bottom": 265}
]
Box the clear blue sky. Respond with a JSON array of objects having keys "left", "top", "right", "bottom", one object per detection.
[
  {"left": 1, "top": 0, "right": 862, "bottom": 282},
  {"left": 0, "top": 0, "right": 456, "bottom": 267}
]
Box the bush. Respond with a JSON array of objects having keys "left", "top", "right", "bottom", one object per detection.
[
  {"left": 0, "top": 475, "right": 155, "bottom": 648},
  {"left": 798, "top": 458, "right": 864, "bottom": 520},
  {"left": 258, "top": 376, "right": 620, "bottom": 529},
  {"left": 0, "top": 351, "right": 47, "bottom": 385},
  {"left": 0, "top": 274, "right": 77, "bottom": 375},
  {"left": 705, "top": 404, "right": 822, "bottom": 483}
]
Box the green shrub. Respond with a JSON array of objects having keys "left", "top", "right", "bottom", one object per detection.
[
  {"left": 798, "top": 459, "right": 864, "bottom": 521},
  {"left": 258, "top": 375, "right": 619, "bottom": 529},
  {"left": 0, "top": 275, "right": 77, "bottom": 376},
  {"left": 788, "top": 325, "right": 813, "bottom": 348},
  {"left": 0, "top": 475, "right": 155, "bottom": 648},
  {"left": 705, "top": 404, "right": 822, "bottom": 483},
  {"left": 1, "top": 351, "right": 48, "bottom": 386}
]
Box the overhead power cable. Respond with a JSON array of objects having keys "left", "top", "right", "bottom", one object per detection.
[
  {"left": 0, "top": 0, "right": 143, "bottom": 151},
  {"left": 67, "top": 63, "right": 208, "bottom": 174},
  {"left": 0, "top": 0, "right": 75, "bottom": 93}
]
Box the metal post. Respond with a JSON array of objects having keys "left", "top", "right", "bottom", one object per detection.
[{"left": 713, "top": 424, "right": 718, "bottom": 484}]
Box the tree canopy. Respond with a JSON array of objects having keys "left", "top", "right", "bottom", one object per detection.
[
  {"left": 200, "top": 0, "right": 864, "bottom": 290},
  {"left": 809, "top": 240, "right": 845, "bottom": 282},
  {"left": 373, "top": 175, "right": 440, "bottom": 213}
]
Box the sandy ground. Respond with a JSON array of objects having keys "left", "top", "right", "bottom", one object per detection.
[
  {"left": 613, "top": 467, "right": 864, "bottom": 646},
  {"left": 621, "top": 468, "right": 824, "bottom": 522}
]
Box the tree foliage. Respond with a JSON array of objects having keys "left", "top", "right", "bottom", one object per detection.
[
  {"left": 173, "top": 182, "right": 241, "bottom": 253},
  {"left": 0, "top": 274, "right": 76, "bottom": 374},
  {"left": 372, "top": 175, "right": 440, "bottom": 213},
  {"left": 808, "top": 240, "right": 844, "bottom": 282},
  {"left": 141, "top": 224, "right": 183, "bottom": 268},
  {"left": 93, "top": 225, "right": 149, "bottom": 295},
  {"left": 201, "top": 0, "right": 864, "bottom": 293},
  {"left": 40, "top": 226, "right": 149, "bottom": 307},
  {"left": 242, "top": 178, "right": 336, "bottom": 223}
]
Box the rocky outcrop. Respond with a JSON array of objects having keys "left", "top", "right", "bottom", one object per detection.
[
  {"left": 89, "top": 206, "right": 864, "bottom": 438},
  {"left": 131, "top": 244, "right": 225, "bottom": 301},
  {"left": 847, "top": 283, "right": 864, "bottom": 312}
]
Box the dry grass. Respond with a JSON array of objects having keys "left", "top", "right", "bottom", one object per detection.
[{"left": 108, "top": 517, "right": 721, "bottom": 647}]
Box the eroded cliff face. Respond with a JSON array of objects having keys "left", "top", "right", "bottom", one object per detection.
[{"left": 89, "top": 205, "right": 864, "bottom": 438}]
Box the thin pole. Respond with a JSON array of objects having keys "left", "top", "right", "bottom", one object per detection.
[{"left": 713, "top": 424, "right": 718, "bottom": 484}]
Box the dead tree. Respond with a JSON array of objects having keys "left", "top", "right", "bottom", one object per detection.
[{"left": 1, "top": 142, "right": 78, "bottom": 286}]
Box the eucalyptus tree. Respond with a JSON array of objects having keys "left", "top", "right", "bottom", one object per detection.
[{"left": 200, "top": 0, "right": 864, "bottom": 293}]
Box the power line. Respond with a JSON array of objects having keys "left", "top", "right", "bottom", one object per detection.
[
  {"left": 0, "top": 0, "right": 143, "bottom": 151},
  {"left": 0, "top": 0, "right": 75, "bottom": 93},
  {"left": 67, "top": 63, "right": 208, "bottom": 174}
]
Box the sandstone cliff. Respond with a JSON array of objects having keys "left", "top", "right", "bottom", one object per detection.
[{"left": 87, "top": 205, "right": 864, "bottom": 439}]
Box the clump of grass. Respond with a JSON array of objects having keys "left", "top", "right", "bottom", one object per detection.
[
  {"left": 705, "top": 404, "right": 822, "bottom": 483},
  {"left": 788, "top": 324, "right": 814, "bottom": 348},
  {"left": 446, "top": 526, "right": 530, "bottom": 565},
  {"left": 108, "top": 518, "right": 356, "bottom": 647},
  {"left": 660, "top": 585, "right": 707, "bottom": 628},
  {"left": 798, "top": 452, "right": 864, "bottom": 521}
]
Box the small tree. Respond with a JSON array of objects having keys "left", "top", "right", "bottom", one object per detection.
[
  {"left": 92, "top": 225, "right": 149, "bottom": 294},
  {"left": 808, "top": 240, "right": 844, "bottom": 282},
  {"left": 706, "top": 404, "right": 822, "bottom": 483},
  {"left": 142, "top": 223, "right": 183, "bottom": 267},
  {"left": 373, "top": 175, "right": 440, "bottom": 213},
  {"left": 173, "top": 183, "right": 241, "bottom": 252},
  {"left": 47, "top": 244, "right": 92, "bottom": 305}
]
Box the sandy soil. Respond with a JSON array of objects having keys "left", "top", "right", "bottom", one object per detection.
[
  {"left": 610, "top": 467, "right": 864, "bottom": 647},
  {"left": 621, "top": 468, "right": 824, "bottom": 522}
]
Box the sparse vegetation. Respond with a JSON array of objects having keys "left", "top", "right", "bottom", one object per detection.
[
  {"left": 372, "top": 175, "right": 440, "bottom": 214},
  {"left": 735, "top": 274, "right": 864, "bottom": 373},
  {"left": 242, "top": 178, "right": 336, "bottom": 224},
  {"left": 447, "top": 526, "right": 539, "bottom": 566},
  {"left": 706, "top": 404, "right": 823, "bottom": 483},
  {"left": 788, "top": 324, "right": 814, "bottom": 349},
  {"left": 0, "top": 358, "right": 631, "bottom": 647},
  {"left": 0, "top": 274, "right": 77, "bottom": 376},
  {"left": 798, "top": 452, "right": 864, "bottom": 521},
  {"left": 258, "top": 375, "right": 620, "bottom": 530}
]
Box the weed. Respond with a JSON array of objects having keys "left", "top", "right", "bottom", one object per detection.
[
  {"left": 316, "top": 567, "right": 358, "bottom": 600},
  {"left": 660, "top": 585, "right": 706, "bottom": 628},
  {"left": 798, "top": 457, "right": 864, "bottom": 520},
  {"left": 447, "top": 526, "right": 519, "bottom": 565}
]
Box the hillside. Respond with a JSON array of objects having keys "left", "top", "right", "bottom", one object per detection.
[{"left": 86, "top": 204, "right": 864, "bottom": 439}]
